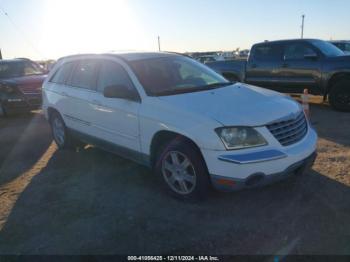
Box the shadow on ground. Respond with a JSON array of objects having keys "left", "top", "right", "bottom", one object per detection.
[
  {"left": 0, "top": 145, "right": 349, "bottom": 255},
  {"left": 0, "top": 112, "right": 52, "bottom": 185}
]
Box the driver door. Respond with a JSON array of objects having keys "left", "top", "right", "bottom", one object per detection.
[
  {"left": 277, "top": 42, "right": 322, "bottom": 93},
  {"left": 90, "top": 59, "right": 141, "bottom": 152}
]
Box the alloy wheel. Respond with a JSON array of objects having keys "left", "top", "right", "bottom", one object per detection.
[{"left": 161, "top": 151, "right": 197, "bottom": 195}]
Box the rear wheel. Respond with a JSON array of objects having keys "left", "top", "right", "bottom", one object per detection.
[
  {"left": 50, "top": 112, "right": 75, "bottom": 149},
  {"left": 155, "top": 139, "right": 210, "bottom": 200},
  {"left": 329, "top": 79, "right": 350, "bottom": 112},
  {"left": 0, "top": 102, "right": 7, "bottom": 117}
]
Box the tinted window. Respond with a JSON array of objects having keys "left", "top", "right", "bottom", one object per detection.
[
  {"left": 97, "top": 60, "right": 135, "bottom": 93},
  {"left": 50, "top": 62, "right": 75, "bottom": 84},
  {"left": 0, "top": 60, "right": 44, "bottom": 79},
  {"left": 310, "top": 40, "right": 344, "bottom": 57},
  {"left": 253, "top": 44, "right": 282, "bottom": 61},
  {"left": 69, "top": 59, "right": 99, "bottom": 90},
  {"left": 284, "top": 43, "right": 316, "bottom": 60},
  {"left": 130, "top": 56, "right": 229, "bottom": 96}
]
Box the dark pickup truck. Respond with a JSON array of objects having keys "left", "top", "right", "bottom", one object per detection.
[{"left": 207, "top": 39, "right": 350, "bottom": 111}]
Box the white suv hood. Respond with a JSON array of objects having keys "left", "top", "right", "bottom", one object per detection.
[{"left": 158, "top": 83, "right": 302, "bottom": 126}]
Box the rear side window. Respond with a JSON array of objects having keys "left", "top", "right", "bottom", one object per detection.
[
  {"left": 50, "top": 62, "right": 75, "bottom": 84},
  {"left": 69, "top": 59, "right": 99, "bottom": 90},
  {"left": 284, "top": 43, "right": 316, "bottom": 60},
  {"left": 253, "top": 44, "right": 282, "bottom": 61},
  {"left": 97, "top": 60, "right": 135, "bottom": 93}
]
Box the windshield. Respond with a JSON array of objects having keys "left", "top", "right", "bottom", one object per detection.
[
  {"left": 310, "top": 40, "right": 345, "bottom": 57},
  {"left": 0, "top": 60, "right": 44, "bottom": 79},
  {"left": 129, "top": 56, "right": 230, "bottom": 96}
]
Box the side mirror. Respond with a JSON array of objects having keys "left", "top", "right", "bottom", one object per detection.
[
  {"left": 103, "top": 85, "right": 139, "bottom": 101},
  {"left": 304, "top": 53, "right": 318, "bottom": 60}
]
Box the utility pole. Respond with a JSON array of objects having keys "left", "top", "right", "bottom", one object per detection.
[
  {"left": 158, "top": 36, "right": 161, "bottom": 52},
  {"left": 0, "top": 48, "right": 2, "bottom": 60},
  {"left": 301, "top": 14, "right": 305, "bottom": 39}
]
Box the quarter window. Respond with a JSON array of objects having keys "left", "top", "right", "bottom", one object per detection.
[
  {"left": 50, "top": 62, "right": 75, "bottom": 84},
  {"left": 69, "top": 59, "right": 99, "bottom": 90}
]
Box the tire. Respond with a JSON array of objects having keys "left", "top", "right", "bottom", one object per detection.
[
  {"left": 154, "top": 138, "right": 210, "bottom": 200},
  {"left": 329, "top": 79, "right": 350, "bottom": 112},
  {"left": 49, "top": 112, "right": 76, "bottom": 150},
  {"left": 0, "top": 102, "right": 7, "bottom": 117}
]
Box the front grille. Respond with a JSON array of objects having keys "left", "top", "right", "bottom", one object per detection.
[
  {"left": 19, "top": 85, "right": 42, "bottom": 95},
  {"left": 267, "top": 112, "right": 308, "bottom": 146}
]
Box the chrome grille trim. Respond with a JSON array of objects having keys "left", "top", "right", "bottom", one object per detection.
[{"left": 267, "top": 112, "right": 308, "bottom": 146}]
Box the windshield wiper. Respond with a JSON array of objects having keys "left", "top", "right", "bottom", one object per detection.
[
  {"left": 200, "top": 82, "right": 233, "bottom": 89},
  {"left": 154, "top": 82, "right": 233, "bottom": 97}
]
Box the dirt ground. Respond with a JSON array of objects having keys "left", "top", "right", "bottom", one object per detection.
[{"left": 0, "top": 99, "right": 349, "bottom": 255}]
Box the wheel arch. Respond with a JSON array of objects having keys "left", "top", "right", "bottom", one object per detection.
[
  {"left": 149, "top": 130, "right": 207, "bottom": 170},
  {"left": 47, "top": 107, "right": 62, "bottom": 122}
]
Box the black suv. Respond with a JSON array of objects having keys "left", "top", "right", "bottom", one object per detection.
[{"left": 0, "top": 58, "right": 46, "bottom": 116}]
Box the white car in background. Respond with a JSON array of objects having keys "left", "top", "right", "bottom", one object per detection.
[{"left": 42, "top": 52, "right": 317, "bottom": 199}]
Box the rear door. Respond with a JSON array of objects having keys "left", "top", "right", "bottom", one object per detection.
[
  {"left": 63, "top": 59, "right": 99, "bottom": 136},
  {"left": 278, "top": 42, "right": 322, "bottom": 93},
  {"left": 245, "top": 43, "right": 283, "bottom": 89}
]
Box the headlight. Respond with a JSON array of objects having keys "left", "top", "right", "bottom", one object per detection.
[
  {"left": 0, "top": 84, "right": 14, "bottom": 93},
  {"left": 215, "top": 127, "right": 267, "bottom": 150}
]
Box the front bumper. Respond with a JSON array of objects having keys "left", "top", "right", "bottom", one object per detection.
[
  {"left": 211, "top": 151, "right": 316, "bottom": 191},
  {"left": 2, "top": 94, "right": 42, "bottom": 114},
  {"left": 201, "top": 127, "right": 318, "bottom": 191}
]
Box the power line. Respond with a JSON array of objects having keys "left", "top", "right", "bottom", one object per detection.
[{"left": 0, "top": 3, "right": 44, "bottom": 58}]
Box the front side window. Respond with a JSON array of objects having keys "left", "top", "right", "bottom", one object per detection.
[
  {"left": 97, "top": 60, "right": 136, "bottom": 94},
  {"left": 253, "top": 44, "right": 282, "bottom": 61},
  {"left": 69, "top": 59, "right": 99, "bottom": 90},
  {"left": 284, "top": 43, "right": 317, "bottom": 60},
  {"left": 0, "top": 60, "right": 44, "bottom": 79},
  {"left": 310, "top": 40, "right": 344, "bottom": 57},
  {"left": 130, "top": 56, "right": 229, "bottom": 96}
]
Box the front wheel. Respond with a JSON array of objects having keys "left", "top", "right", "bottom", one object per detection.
[
  {"left": 155, "top": 139, "right": 210, "bottom": 200},
  {"left": 329, "top": 79, "right": 350, "bottom": 112}
]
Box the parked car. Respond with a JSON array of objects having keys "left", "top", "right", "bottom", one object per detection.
[
  {"left": 0, "top": 58, "right": 46, "bottom": 116},
  {"left": 42, "top": 52, "right": 317, "bottom": 199},
  {"left": 207, "top": 39, "right": 350, "bottom": 111},
  {"left": 329, "top": 40, "right": 350, "bottom": 55},
  {"left": 196, "top": 55, "right": 225, "bottom": 64}
]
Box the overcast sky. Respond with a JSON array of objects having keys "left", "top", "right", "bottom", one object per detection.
[{"left": 0, "top": 0, "right": 349, "bottom": 60}]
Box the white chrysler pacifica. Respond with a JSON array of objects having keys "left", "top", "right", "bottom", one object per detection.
[{"left": 42, "top": 52, "right": 318, "bottom": 199}]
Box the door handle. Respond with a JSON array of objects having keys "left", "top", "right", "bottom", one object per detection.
[
  {"left": 251, "top": 64, "right": 257, "bottom": 68},
  {"left": 282, "top": 63, "right": 289, "bottom": 68},
  {"left": 61, "top": 91, "right": 68, "bottom": 97}
]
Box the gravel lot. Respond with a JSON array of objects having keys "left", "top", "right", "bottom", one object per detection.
[{"left": 0, "top": 99, "right": 349, "bottom": 255}]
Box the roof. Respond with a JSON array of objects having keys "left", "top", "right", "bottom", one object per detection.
[
  {"left": 58, "top": 52, "right": 181, "bottom": 63},
  {"left": 0, "top": 58, "right": 32, "bottom": 63},
  {"left": 329, "top": 40, "right": 350, "bottom": 43},
  {"left": 254, "top": 38, "right": 322, "bottom": 46}
]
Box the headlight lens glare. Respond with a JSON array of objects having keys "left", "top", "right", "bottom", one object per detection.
[{"left": 216, "top": 127, "right": 267, "bottom": 150}]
